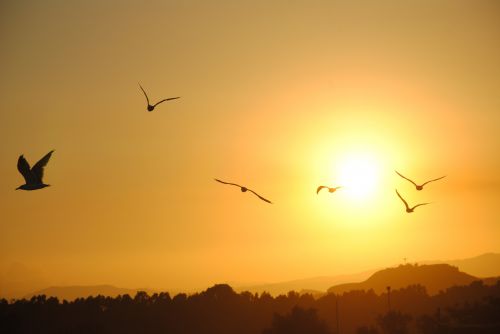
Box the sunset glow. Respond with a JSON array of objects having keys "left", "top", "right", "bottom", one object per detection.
[{"left": 0, "top": 0, "right": 499, "bottom": 302}]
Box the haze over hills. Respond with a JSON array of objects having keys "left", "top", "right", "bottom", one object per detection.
[
  {"left": 7, "top": 252, "right": 500, "bottom": 300},
  {"left": 422, "top": 252, "right": 500, "bottom": 278},
  {"left": 20, "top": 264, "right": 499, "bottom": 302},
  {"left": 234, "top": 269, "right": 375, "bottom": 296},
  {"left": 236, "top": 252, "right": 500, "bottom": 295},
  {"left": 0, "top": 262, "right": 48, "bottom": 300}
]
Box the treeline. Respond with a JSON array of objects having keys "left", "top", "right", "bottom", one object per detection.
[{"left": 1, "top": 280, "right": 499, "bottom": 334}]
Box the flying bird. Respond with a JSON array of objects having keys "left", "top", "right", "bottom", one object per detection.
[
  {"left": 395, "top": 189, "right": 430, "bottom": 213},
  {"left": 316, "top": 186, "right": 342, "bottom": 194},
  {"left": 16, "top": 150, "right": 55, "bottom": 191},
  {"left": 214, "top": 179, "right": 272, "bottom": 204},
  {"left": 139, "top": 83, "right": 180, "bottom": 112},
  {"left": 395, "top": 170, "right": 446, "bottom": 190}
]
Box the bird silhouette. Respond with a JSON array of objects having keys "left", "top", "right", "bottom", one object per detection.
[
  {"left": 139, "top": 83, "right": 180, "bottom": 112},
  {"left": 214, "top": 179, "right": 272, "bottom": 204},
  {"left": 316, "top": 186, "right": 342, "bottom": 194},
  {"left": 395, "top": 189, "right": 430, "bottom": 213},
  {"left": 395, "top": 170, "right": 446, "bottom": 190},
  {"left": 16, "top": 150, "right": 55, "bottom": 191}
]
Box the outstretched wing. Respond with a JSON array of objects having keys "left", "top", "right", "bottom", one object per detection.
[
  {"left": 139, "top": 83, "right": 150, "bottom": 105},
  {"left": 395, "top": 189, "right": 410, "bottom": 211},
  {"left": 421, "top": 175, "right": 446, "bottom": 187},
  {"left": 395, "top": 170, "right": 418, "bottom": 187},
  {"left": 153, "top": 96, "right": 180, "bottom": 107},
  {"left": 31, "top": 150, "right": 54, "bottom": 183},
  {"left": 214, "top": 178, "right": 243, "bottom": 188},
  {"left": 412, "top": 202, "right": 430, "bottom": 210},
  {"left": 316, "top": 186, "right": 327, "bottom": 194},
  {"left": 17, "top": 155, "right": 33, "bottom": 183},
  {"left": 248, "top": 189, "right": 272, "bottom": 204}
]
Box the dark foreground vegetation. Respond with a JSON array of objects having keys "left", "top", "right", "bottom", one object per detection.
[{"left": 1, "top": 280, "right": 499, "bottom": 334}]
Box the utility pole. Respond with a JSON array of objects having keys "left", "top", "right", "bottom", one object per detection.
[
  {"left": 336, "top": 294, "right": 340, "bottom": 334},
  {"left": 386, "top": 286, "right": 391, "bottom": 311}
]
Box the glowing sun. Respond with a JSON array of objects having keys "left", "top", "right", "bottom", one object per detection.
[{"left": 337, "top": 153, "right": 381, "bottom": 200}]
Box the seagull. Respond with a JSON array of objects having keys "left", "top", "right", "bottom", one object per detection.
[
  {"left": 16, "top": 150, "right": 55, "bottom": 191},
  {"left": 316, "top": 186, "right": 342, "bottom": 194},
  {"left": 395, "top": 189, "right": 430, "bottom": 213},
  {"left": 214, "top": 179, "right": 272, "bottom": 204},
  {"left": 395, "top": 170, "right": 446, "bottom": 190},
  {"left": 139, "top": 83, "right": 180, "bottom": 112}
]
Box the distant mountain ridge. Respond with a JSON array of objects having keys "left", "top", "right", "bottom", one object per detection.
[
  {"left": 235, "top": 270, "right": 375, "bottom": 296},
  {"left": 16, "top": 252, "right": 500, "bottom": 300},
  {"left": 237, "top": 252, "right": 500, "bottom": 295},
  {"left": 327, "top": 263, "right": 499, "bottom": 295},
  {"left": 422, "top": 252, "right": 500, "bottom": 278}
]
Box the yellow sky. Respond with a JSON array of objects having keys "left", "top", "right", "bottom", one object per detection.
[{"left": 1, "top": 0, "right": 499, "bottom": 296}]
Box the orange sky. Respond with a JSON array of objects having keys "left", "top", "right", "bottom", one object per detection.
[{"left": 1, "top": 0, "right": 499, "bottom": 297}]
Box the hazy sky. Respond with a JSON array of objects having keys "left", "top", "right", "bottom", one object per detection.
[{"left": 1, "top": 0, "right": 499, "bottom": 297}]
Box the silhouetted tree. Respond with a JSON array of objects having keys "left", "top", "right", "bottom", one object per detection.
[
  {"left": 262, "top": 306, "right": 333, "bottom": 334},
  {"left": 0, "top": 280, "right": 499, "bottom": 334},
  {"left": 416, "top": 307, "right": 450, "bottom": 334},
  {"left": 377, "top": 311, "right": 412, "bottom": 334},
  {"left": 357, "top": 325, "right": 379, "bottom": 334}
]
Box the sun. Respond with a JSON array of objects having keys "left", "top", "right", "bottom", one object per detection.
[{"left": 336, "top": 153, "right": 381, "bottom": 201}]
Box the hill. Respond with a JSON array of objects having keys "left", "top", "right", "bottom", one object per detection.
[
  {"left": 17, "top": 253, "right": 500, "bottom": 300},
  {"left": 236, "top": 252, "right": 500, "bottom": 296},
  {"left": 327, "top": 263, "right": 494, "bottom": 295},
  {"left": 235, "top": 270, "right": 374, "bottom": 296},
  {"left": 424, "top": 252, "right": 500, "bottom": 278}
]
